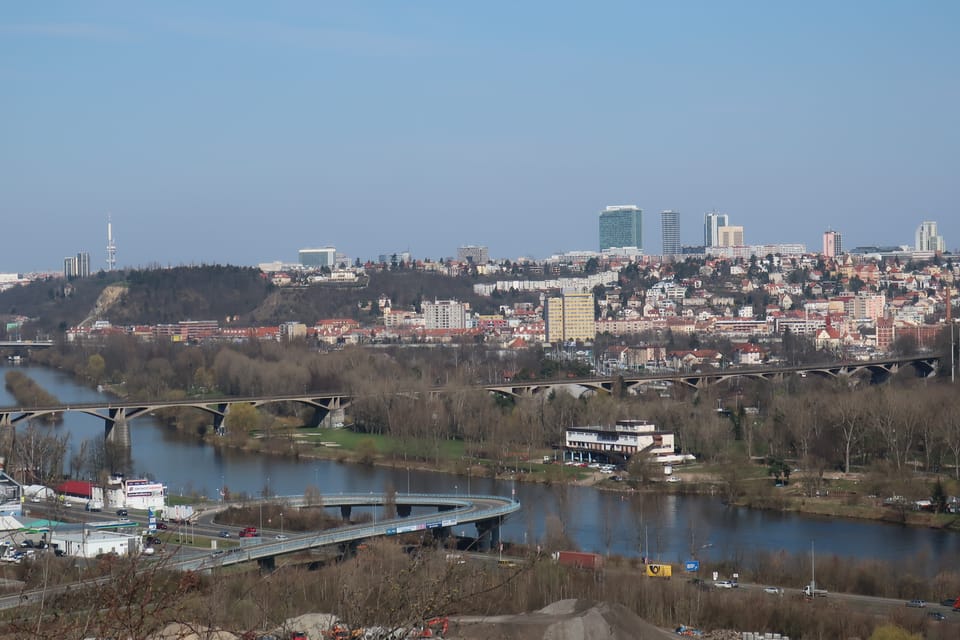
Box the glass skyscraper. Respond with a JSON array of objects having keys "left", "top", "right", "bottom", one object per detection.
[
  {"left": 598, "top": 205, "right": 642, "bottom": 251},
  {"left": 704, "top": 211, "right": 728, "bottom": 247}
]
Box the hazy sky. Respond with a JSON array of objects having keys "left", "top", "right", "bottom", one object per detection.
[{"left": 2, "top": 2, "right": 958, "bottom": 271}]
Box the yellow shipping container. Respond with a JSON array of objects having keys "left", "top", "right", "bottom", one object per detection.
[{"left": 645, "top": 563, "right": 672, "bottom": 578}]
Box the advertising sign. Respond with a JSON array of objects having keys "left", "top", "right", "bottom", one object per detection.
[
  {"left": 684, "top": 560, "right": 700, "bottom": 572},
  {"left": 645, "top": 563, "right": 672, "bottom": 578}
]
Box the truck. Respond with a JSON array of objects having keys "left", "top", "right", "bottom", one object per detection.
[
  {"left": 85, "top": 499, "right": 103, "bottom": 512},
  {"left": 803, "top": 584, "right": 828, "bottom": 598},
  {"left": 552, "top": 550, "right": 603, "bottom": 570},
  {"left": 165, "top": 505, "right": 195, "bottom": 524}
]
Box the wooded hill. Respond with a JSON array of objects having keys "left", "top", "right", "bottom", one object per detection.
[{"left": 0, "top": 266, "right": 535, "bottom": 336}]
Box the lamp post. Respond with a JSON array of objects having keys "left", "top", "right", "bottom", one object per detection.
[
  {"left": 406, "top": 467, "right": 411, "bottom": 495},
  {"left": 280, "top": 512, "right": 284, "bottom": 538}
]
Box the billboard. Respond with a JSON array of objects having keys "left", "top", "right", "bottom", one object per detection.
[{"left": 645, "top": 563, "right": 672, "bottom": 578}]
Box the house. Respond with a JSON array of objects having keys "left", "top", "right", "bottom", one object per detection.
[{"left": 731, "top": 343, "right": 767, "bottom": 365}]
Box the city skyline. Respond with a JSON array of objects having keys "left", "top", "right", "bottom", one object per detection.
[{"left": 2, "top": 2, "right": 958, "bottom": 271}]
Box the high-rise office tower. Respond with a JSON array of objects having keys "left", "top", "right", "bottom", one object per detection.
[
  {"left": 915, "top": 221, "right": 945, "bottom": 252},
  {"left": 822, "top": 230, "right": 842, "bottom": 258},
  {"left": 704, "top": 211, "right": 729, "bottom": 247},
  {"left": 660, "top": 210, "right": 680, "bottom": 257},
  {"left": 545, "top": 291, "right": 596, "bottom": 343},
  {"left": 599, "top": 205, "right": 642, "bottom": 252},
  {"left": 64, "top": 256, "right": 77, "bottom": 278},
  {"left": 717, "top": 225, "right": 744, "bottom": 247},
  {"left": 77, "top": 252, "right": 91, "bottom": 278}
]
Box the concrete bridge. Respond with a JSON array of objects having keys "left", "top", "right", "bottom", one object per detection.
[
  {"left": 0, "top": 340, "right": 54, "bottom": 350},
  {"left": 180, "top": 492, "right": 521, "bottom": 573},
  {"left": 0, "top": 354, "right": 943, "bottom": 445}
]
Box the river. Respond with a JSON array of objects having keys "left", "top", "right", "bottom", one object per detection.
[{"left": 2, "top": 362, "right": 959, "bottom": 569}]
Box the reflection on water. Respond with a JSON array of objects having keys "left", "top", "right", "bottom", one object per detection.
[{"left": 3, "top": 363, "right": 959, "bottom": 567}]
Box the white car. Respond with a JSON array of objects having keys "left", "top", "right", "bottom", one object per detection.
[
  {"left": 275, "top": 534, "right": 288, "bottom": 540},
  {"left": 714, "top": 580, "right": 735, "bottom": 589},
  {"left": 763, "top": 586, "right": 784, "bottom": 595},
  {"left": 666, "top": 476, "right": 681, "bottom": 483}
]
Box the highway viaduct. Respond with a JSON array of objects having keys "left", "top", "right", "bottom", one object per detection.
[
  {"left": 190, "top": 492, "right": 522, "bottom": 572},
  {"left": 0, "top": 354, "right": 943, "bottom": 446}
]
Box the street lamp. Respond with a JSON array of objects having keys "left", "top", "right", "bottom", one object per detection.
[
  {"left": 280, "top": 512, "right": 284, "bottom": 538},
  {"left": 406, "top": 467, "right": 411, "bottom": 495}
]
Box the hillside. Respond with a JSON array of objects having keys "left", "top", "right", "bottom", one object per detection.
[{"left": 0, "top": 266, "right": 537, "bottom": 335}]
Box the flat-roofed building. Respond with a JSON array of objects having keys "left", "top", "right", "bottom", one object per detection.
[{"left": 545, "top": 291, "right": 595, "bottom": 343}]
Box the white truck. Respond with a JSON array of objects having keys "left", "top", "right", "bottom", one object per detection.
[
  {"left": 803, "top": 584, "right": 828, "bottom": 598},
  {"left": 85, "top": 499, "right": 103, "bottom": 512}
]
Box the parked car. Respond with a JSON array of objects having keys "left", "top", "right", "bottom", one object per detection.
[{"left": 906, "top": 599, "right": 926, "bottom": 608}]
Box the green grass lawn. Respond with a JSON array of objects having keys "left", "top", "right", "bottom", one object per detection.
[{"left": 296, "top": 427, "right": 468, "bottom": 460}]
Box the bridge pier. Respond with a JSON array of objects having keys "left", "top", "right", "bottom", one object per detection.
[
  {"left": 307, "top": 406, "right": 328, "bottom": 428},
  {"left": 432, "top": 526, "right": 451, "bottom": 542},
  {"left": 212, "top": 403, "right": 229, "bottom": 434},
  {"left": 397, "top": 504, "right": 412, "bottom": 518},
  {"left": 340, "top": 505, "right": 352, "bottom": 520},
  {"left": 475, "top": 518, "right": 501, "bottom": 552},
  {"left": 257, "top": 556, "right": 276, "bottom": 573},
  {"left": 105, "top": 408, "right": 131, "bottom": 448},
  {"left": 0, "top": 413, "right": 10, "bottom": 428}
]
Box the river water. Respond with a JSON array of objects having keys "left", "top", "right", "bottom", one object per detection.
[{"left": 3, "top": 363, "right": 959, "bottom": 569}]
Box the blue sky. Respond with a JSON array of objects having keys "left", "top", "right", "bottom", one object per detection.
[{"left": 2, "top": 1, "right": 958, "bottom": 271}]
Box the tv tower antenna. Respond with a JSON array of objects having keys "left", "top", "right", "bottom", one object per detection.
[{"left": 106, "top": 215, "right": 117, "bottom": 271}]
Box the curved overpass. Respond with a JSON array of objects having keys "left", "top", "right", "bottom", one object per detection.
[{"left": 179, "top": 493, "right": 520, "bottom": 572}]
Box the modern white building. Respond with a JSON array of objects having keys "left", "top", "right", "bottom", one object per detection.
[{"left": 564, "top": 419, "right": 691, "bottom": 464}]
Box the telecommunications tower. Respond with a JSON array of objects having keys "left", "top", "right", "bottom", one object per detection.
[{"left": 106, "top": 215, "right": 117, "bottom": 271}]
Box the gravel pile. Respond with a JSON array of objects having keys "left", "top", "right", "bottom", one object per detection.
[{"left": 450, "top": 599, "right": 677, "bottom": 640}]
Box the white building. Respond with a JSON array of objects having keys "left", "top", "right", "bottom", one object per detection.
[
  {"left": 915, "top": 221, "right": 945, "bottom": 253},
  {"left": 564, "top": 420, "right": 691, "bottom": 464},
  {"left": 105, "top": 476, "right": 166, "bottom": 511},
  {"left": 423, "top": 300, "right": 467, "bottom": 330},
  {"left": 50, "top": 530, "right": 143, "bottom": 558}
]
